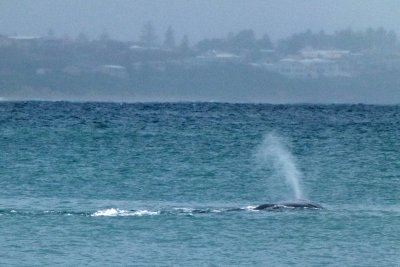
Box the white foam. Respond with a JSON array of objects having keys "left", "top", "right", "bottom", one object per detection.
[
  {"left": 244, "top": 205, "right": 258, "bottom": 211},
  {"left": 91, "top": 208, "right": 159, "bottom": 217},
  {"left": 173, "top": 207, "right": 195, "bottom": 216},
  {"left": 174, "top": 207, "right": 194, "bottom": 212},
  {"left": 131, "top": 210, "right": 159, "bottom": 216}
]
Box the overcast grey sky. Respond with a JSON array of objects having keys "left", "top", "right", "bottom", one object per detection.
[{"left": 1, "top": 0, "right": 400, "bottom": 42}]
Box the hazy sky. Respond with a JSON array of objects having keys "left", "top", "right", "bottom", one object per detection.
[{"left": 1, "top": 0, "right": 400, "bottom": 42}]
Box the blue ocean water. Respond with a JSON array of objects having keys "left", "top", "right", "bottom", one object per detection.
[{"left": 0, "top": 101, "right": 399, "bottom": 266}]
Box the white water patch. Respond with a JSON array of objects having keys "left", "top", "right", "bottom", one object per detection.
[
  {"left": 91, "top": 208, "right": 159, "bottom": 217},
  {"left": 173, "top": 207, "right": 194, "bottom": 213},
  {"left": 256, "top": 133, "right": 305, "bottom": 200},
  {"left": 174, "top": 207, "right": 194, "bottom": 216},
  {"left": 211, "top": 209, "right": 222, "bottom": 213},
  {"left": 244, "top": 205, "right": 258, "bottom": 211}
]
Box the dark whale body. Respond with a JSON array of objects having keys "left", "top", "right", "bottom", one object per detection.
[{"left": 255, "top": 200, "right": 322, "bottom": 210}]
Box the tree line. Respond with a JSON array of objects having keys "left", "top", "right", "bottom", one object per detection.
[
  {"left": 10, "top": 22, "right": 400, "bottom": 56},
  {"left": 135, "top": 22, "right": 398, "bottom": 53}
]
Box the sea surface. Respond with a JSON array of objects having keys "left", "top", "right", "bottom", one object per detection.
[{"left": 0, "top": 101, "right": 399, "bottom": 266}]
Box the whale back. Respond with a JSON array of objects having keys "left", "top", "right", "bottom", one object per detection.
[{"left": 254, "top": 200, "right": 322, "bottom": 210}]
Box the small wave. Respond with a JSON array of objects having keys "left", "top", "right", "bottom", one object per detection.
[{"left": 91, "top": 208, "right": 159, "bottom": 217}]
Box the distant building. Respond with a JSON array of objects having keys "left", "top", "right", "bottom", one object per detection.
[
  {"left": 95, "top": 65, "right": 127, "bottom": 78},
  {"left": 8, "top": 35, "right": 41, "bottom": 49},
  {"left": 300, "top": 47, "right": 350, "bottom": 60},
  {"left": 274, "top": 57, "right": 351, "bottom": 79},
  {"left": 3, "top": 35, "right": 67, "bottom": 50},
  {"left": 265, "top": 47, "right": 353, "bottom": 78},
  {"left": 129, "top": 44, "right": 167, "bottom": 52},
  {"left": 196, "top": 50, "right": 242, "bottom": 64}
]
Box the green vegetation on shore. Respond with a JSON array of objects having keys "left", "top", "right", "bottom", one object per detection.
[{"left": 1, "top": 26, "right": 400, "bottom": 103}]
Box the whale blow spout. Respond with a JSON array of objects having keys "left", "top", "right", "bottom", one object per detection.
[
  {"left": 254, "top": 200, "right": 322, "bottom": 210},
  {"left": 257, "top": 133, "right": 305, "bottom": 200}
]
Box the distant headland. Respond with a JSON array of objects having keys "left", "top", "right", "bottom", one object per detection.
[{"left": 1, "top": 25, "right": 400, "bottom": 103}]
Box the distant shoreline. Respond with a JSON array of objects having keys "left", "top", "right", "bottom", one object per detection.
[{"left": 2, "top": 70, "right": 400, "bottom": 104}]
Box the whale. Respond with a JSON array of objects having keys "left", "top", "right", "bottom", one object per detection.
[{"left": 254, "top": 200, "right": 322, "bottom": 210}]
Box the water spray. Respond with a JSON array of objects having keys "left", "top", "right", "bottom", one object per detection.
[{"left": 257, "top": 133, "right": 304, "bottom": 200}]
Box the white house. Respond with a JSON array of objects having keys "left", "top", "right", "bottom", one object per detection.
[
  {"left": 300, "top": 47, "right": 350, "bottom": 60},
  {"left": 8, "top": 35, "right": 41, "bottom": 49},
  {"left": 95, "top": 65, "right": 127, "bottom": 78},
  {"left": 275, "top": 57, "right": 351, "bottom": 78},
  {"left": 196, "top": 50, "right": 242, "bottom": 64}
]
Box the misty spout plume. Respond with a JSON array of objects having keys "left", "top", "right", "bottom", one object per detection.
[{"left": 257, "top": 133, "right": 304, "bottom": 200}]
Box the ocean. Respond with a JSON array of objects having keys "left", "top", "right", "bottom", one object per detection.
[{"left": 0, "top": 101, "right": 399, "bottom": 266}]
